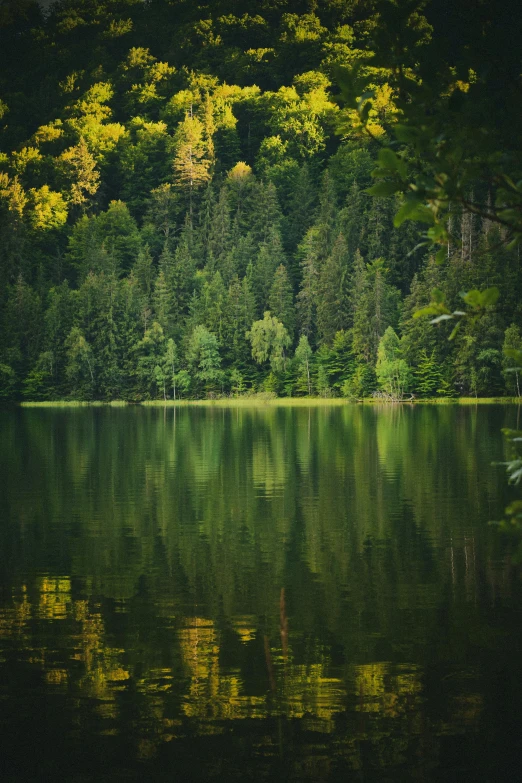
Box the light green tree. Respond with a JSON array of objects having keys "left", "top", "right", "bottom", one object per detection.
[
  {"left": 187, "top": 324, "right": 223, "bottom": 395},
  {"left": 414, "top": 350, "right": 446, "bottom": 397},
  {"left": 247, "top": 311, "right": 291, "bottom": 374},
  {"left": 65, "top": 326, "right": 94, "bottom": 395},
  {"left": 163, "top": 338, "right": 178, "bottom": 400},
  {"left": 135, "top": 321, "right": 166, "bottom": 398},
  {"left": 294, "top": 334, "right": 312, "bottom": 395},
  {"left": 376, "top": 327, "right": 412, "bottom": 400}
]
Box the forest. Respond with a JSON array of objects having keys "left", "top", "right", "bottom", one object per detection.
[{"left": 1, "top": 0, "right": 521, "bottom": 401}]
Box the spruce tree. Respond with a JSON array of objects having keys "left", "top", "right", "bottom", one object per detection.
[
  {"left": 316, "top": 233, "right": 349, "bottom": 344},
  {"left": 269, "top": 264, "right": 295, "bottom": 338}
]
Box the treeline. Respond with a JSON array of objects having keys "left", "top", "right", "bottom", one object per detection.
[{"left": 0, "top": 0, "right": 521, "bottom": 401}]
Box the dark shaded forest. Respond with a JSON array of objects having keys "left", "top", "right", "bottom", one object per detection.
[{"left": 1, "top": 0, "right": 521, "bottom": 401}]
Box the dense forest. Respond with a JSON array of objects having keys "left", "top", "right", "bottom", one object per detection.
[{"left": 0, "top": 0, "right": 521, "bottom": 401}]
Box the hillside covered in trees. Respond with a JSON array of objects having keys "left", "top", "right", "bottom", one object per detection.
[{"left": 1, "top": 0, "right": 521, "bottom": 401}]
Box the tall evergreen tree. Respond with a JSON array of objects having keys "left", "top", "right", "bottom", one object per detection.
[{"left": 268, "top": 264, "right": 295, "bottom": 338}]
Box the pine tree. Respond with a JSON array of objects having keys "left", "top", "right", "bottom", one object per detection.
[
  {"left": 153, "top": 267, "right": 173, "bottom": 337},
  {"left": 338, "top": 180, "right": 365, "bottom": 257},
  {"left": 269, "top": 264, "right": 295, "bottom": 338},
  {"left": 252, "top": 227, "right": 286, "bottom": 314},
  {"left": 352, "top": 257, "right": 400, "bottom": 363},
  {"left": 248, "top": 181, "right": 282, "bottom": 246},
  {"left": 224, "top": 274, "right": 256, "bottom": 368},
  {"left": 200, "top": 271, "right": 227, "bottom": 340},
  {"left": 64, "top": 326, "right": 95, "bottom": 398},
  {"left": 316, "top": 233, "right": 350, "bottom": 344},
  {"left": 294, "top": 334, "right": 313, "bottom": 395},
  {"left": 284, "top": 162, "right": 316, "bottom": 257},
  {"left": 209, "top": 186, "right": 231, "bottom": 268},
  {"left": 316, "top": 170, "right": 337, "bottom": 256},
  {"left": 134, "top": 320, "right": 166, "bottom": 398},
  {"left": 414, "top": 350, "right": 446, "bottom": 397},
  {"left": 296, "top": 227, "right": 320, "bottom": 339},
  {"left": 187, "top": 324, "right": 223, "bottom": 396},
  {"left": 132, "top": 245, "right": 155, "bottom": 299}
]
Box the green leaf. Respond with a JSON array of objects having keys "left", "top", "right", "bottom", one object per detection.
[
  {"left": 377, "top": 148, "right": 407, "bottom": 178},
  {"left": 460, "top": 289, "right": 482, "bottom": 308},
  {"left": 435, "top": 247, "right": 446, "bottom": 264},
  {"left": 504, "top": 347, "right": 522, "bottom": 362},
  {"left": 479, "top": 286, "right": 500, "bottom": 308},
  {"left": 367, "top": 181, "right": 403, "bottom": 197},
  {"left": 393, "top": 197, "right": 420, "bottom": 227},
  {"left": 405, "top": 204, "right": 435, "bottom": 225},
  {"left": 449, "top": 321, "right": 462, "bottom": 340},
  {"left": 413, "top": 305, "right": 441, "bottom": 319},
  {"left": 394, "top": 124, "right": 421, "bottom": 144}
]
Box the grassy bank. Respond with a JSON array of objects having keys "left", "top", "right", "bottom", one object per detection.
[{"left": 18, "top": 396, "right": 522, "bottom": 408}]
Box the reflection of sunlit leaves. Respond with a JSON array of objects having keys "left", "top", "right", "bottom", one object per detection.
[
  {"left": 37, "top": 576, "right": 72, "bottom": 620},
  {"left": 45, "top": 668, "right": 68, "bottom": 686},
  {"left": 282, "top": 662, "right": 345, "bottom": 726},
  {"left": 354, "top": 663, "right": 423, "bottom": 719},
  {"left": 355, "top": 662, "right": 387, "bottom": 705},
  {"left": 230, "top": 615, "right": 257, "bottom": 643},
  {"left": 0, "top": 585, "right": 31, "bottom": 638},
  {"left": 178, "top": 616, "right": 266, "bottom": 722}
]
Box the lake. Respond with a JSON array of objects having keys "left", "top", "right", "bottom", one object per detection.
[{"left": 1, "top": 404, "right": 522, "bottom": 781}]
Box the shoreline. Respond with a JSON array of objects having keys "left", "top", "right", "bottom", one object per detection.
[{"left": 16, "top": 396, "right": 522, "bottom": 408}]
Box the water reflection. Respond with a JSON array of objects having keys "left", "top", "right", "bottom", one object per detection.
[{"left": 0, "top": 404, "right": 521, "bottom": 780}]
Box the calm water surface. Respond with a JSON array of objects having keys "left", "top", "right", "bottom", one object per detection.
[{"left": 1, "top": 404, "right": 522, "bottom": 781}]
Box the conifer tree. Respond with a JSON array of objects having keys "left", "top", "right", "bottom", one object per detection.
[
  {"left": 294, "top": 334, "right": 313, "bottom": 395},
  {"left": 316, "top": 233, "right": 349, "bottom": 344},
  {"left": 252, "top": 227, "right": 286, "bottom": 314},
  {"left": 209, "top": 186, "right": 231, "bottom": 267},
  {"left": 132, "top": 245, "right": 155, "bottom": 300},
  {"left": 316, "top": 170, "right": 337, "bottom": 256},
  {"left": 338, "top": 180, "right": 365, "bottom": 257},
  {"left": 173, "top": 113, "right": 213, "bottom": 216},
  {"left": 249, "top": 181, "right": 282, "bottom": 246},
  {"left": 134, "top": 320, "right": 166, "bottom": 398},
  {"left": 153, "top": 267, "right": 173, "bottom": 337},
  {"left": 285, "top": 162, "right": 316, "bottom": 257},
  {"left": 223, "top": 274, "right": 256, "bottom": 368},
  {"left": 187, "top": 324, "right": 223, "bottom": 396},
  {"left": 296, "top": 227, "right": 320, "bottom": 339},
  {"left": 269, "top": 264, "right": 295, "bottom": 338},
  {"left": 414, "top": 350, "right": 446, "bottom": 397}
]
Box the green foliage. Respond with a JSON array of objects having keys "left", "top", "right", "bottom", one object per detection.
[
  {"left": 502, "top": 325, "right": 522, "bottom": 397},
  {"left": 247, "top": 311, "right": 291, "bottom": 374},
  {"left": 375, "top": 326, "right": 412, "bottom": 400},
  {"left": 414, "top": 350, "right": 447, "bottom": 397},
  {"left": 187, "top": 324, "right": 224, "bottom": 396},
  {"left": 294, "top": 334, "right": 313, "bottom": 395},
  {"left": 0, "top": 0, "right": 520, "bottom": 403}
]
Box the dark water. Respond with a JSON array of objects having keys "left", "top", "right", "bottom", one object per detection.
[{"left": 1, "top": 404, "right": 522, "bottom": 782}]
